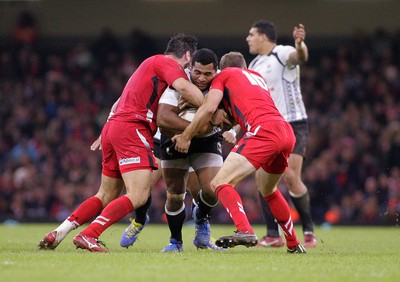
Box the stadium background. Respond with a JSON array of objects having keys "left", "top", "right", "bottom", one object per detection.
[{"left": 0, "top": 0, "right": 399, "bottom": 226}]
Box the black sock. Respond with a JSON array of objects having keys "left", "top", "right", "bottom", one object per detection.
[
  {"left": 135, "top": 194, "right": 151, "bottom": 225},
  {"left": 258, "top": 192, "right": 280, "bottom": 237},
  {"left": 291, "top": 191, "right": 314, "bottom": 233},
  {"left": 166, "top": 206, "right": 186, "bottom": 243},
  {"left": 196, "top": 192, "right": 213, "bottom": 220}
]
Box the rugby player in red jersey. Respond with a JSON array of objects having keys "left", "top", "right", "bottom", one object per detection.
[
  {"left": 38, "top": 34, "right": 206, "bottom": 252},
  {"left": 172, "top": 51, "right": 306, "bottom": 253}
]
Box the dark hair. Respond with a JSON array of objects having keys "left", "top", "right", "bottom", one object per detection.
[
  {"left": 164, "top": 33, "right": 198, "bottom": 58},
  {"left": 219, "top": 52, "right": 246, "bottom": 70},
  {"left": 251, "top": 20, "right": 277, "bottom": 43},
  {"left": 192, "top": 48, "right": 218, "bottom": 70}
]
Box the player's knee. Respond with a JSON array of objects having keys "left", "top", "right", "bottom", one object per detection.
[
  {"left": 259, "top": 185, "right": 277, "bottom": 197},
  {"left": 210, "top": 180, "right": 219, "bottom": 192},
  {"left": 283, "top": 168, "right": 297, "bottom": 186},
  {"left": 166, "top": 192, "right": 186, "bottom": 211},
  {"left": 95, "top": 192, "right": 118, "bottom": 207},
  {"left": 199, "top": 190, "right": 218, "bottom": 206}
]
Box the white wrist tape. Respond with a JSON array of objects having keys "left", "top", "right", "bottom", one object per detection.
[{"left": 228, "top": 128, "right": 237, "bottom": 137}]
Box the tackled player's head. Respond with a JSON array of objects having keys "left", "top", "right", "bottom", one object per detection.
[
  {"left": 189, "top": 48, "right": 218, "bottom": 91},
  {"left": 219, "top": 52, "right": 247, "bottom": 70}
]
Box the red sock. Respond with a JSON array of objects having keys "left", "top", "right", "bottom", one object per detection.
[
  {"left": 82, "top": 196, "right": 134, "bottom": 238},
  {"left": 68, "top": 196, "right": 103, "bottom": 227},
  {"left": 215, "top": 184, "right": 254, "bottom": 233},
  {"left": 264, "top": 190, "right": 300, "bottom": 248}
]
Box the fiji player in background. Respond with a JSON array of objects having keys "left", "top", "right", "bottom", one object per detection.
[{"left": 247, "top": 20, "right": 317, "bottom": 248}]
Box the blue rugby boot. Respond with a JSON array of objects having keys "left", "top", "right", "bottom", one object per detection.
[
  {"left": 120, "top": 215, "right": 150, "bottom": 248},
  {"left": 161, "top": 238, "right": 183, "bottom": 252},
  {"left": 192, "top": 206, "right": 211, "bottom": 249},
  {"left": 207, "top": 237, "right": 228, "bottom": 251}
]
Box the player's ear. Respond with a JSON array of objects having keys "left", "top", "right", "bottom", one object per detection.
[
  {"left": 261, "top": 33, "right": 268, "bottom": 41},
  {"left": 184, "top": 51, "right": 191, "bottom": 64}
]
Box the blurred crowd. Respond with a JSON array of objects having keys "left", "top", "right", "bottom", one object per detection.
[{"left": 0, "top": 13, "right": 399, "bottom": 226}]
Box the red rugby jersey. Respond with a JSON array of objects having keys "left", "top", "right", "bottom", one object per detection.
[
  {"left": 111, "top": 55, "right": 187, "bottom": 134},
  {"left": 210, "top": 67, "right": 285, "bottom": 133}
]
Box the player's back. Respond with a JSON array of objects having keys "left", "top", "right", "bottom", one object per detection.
[
  {"left": 111, "top": 55, "right": 187, "bottom": 132},
  {"left": 212, "top": 67, "right": 285, "bottom": 132}
]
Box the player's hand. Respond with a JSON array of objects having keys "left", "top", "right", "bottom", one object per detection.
[
  {"left": 178, "top": 96, "right": 195, "bottom": 110},
  {"left": 90, "top": 135, "right": 102, "bottom": 151},
  {"left": 211, "top": 109, "right": 232, "bottom": 129},
  {"left": 172, "top": 134, "right": 191, "bottom": 153},
  {"left": 222, "top": 130, "right": 237, "bottom": 145},
  {"left": 293, "top": 23, "right": 306, "bottom": 46}
]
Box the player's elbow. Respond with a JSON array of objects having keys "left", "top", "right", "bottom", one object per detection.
[
  {"left": 173, "top": 79, "right": 203, "bottom": 108},
  {"left": 156, "top": 112, "right": 169, "bottom": 129},
  {"left": 205, "top": 107, "right": 216, "bottom": 118}
]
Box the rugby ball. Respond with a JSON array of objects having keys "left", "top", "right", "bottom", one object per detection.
[{"left": 178, "top": 107, "right": 197, "bottom": 122}]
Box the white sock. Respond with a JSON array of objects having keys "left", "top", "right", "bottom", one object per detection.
[{"left": 54, "top": 220, "right": 75, "bottom": 243}]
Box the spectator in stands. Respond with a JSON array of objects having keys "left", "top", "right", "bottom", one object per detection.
[{"left": 12, "top": 11, "right": 38, "bottom": 48}]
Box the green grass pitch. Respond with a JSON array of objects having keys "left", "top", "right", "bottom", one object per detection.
[{"left": 1, "top": 223, "right": 399, "bottom": 282}]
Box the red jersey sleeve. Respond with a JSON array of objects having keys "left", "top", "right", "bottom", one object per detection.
[
  {"left": 209, "top": 72, "right": 227, "bottom": 92},
  {"left": 153, "top": 55, "right": 188, "bottom": 86}
]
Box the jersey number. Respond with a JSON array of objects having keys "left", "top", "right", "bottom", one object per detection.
[{"left": 242, "top": 70, "right": 268, "bottom": 91}]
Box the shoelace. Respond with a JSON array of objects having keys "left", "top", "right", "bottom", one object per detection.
[
  {"left": 96, "top": 239, "right": 109, "bottom": 251},
  {"left": 125, "top": 218, "right": 143, "bottom": 238},
  {"left": 208, "top": 238, "right": 224, "bottom": 249}
]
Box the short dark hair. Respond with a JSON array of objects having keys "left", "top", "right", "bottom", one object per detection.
[
  {"left": 251, "top": 20, "right": 277, "bottom": 43},
  {"left": 192, "top": 48, "right": 218, "bottom": 71},
  {"left": 219, "top": 52, "right": 246, "bottom": 70},
  {"left": 164, "top": 33, "right": 198, "bottom": 58}
]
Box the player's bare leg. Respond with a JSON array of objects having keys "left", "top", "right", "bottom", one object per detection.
[
  {"left": 73, "top": 170, "right": 152, "bottom": 252},
  {"left": 257, "top": 168, "right": 306, "bottom": 253},
  {"left": 210, "top": 152, "right": 258, "bottom": 248},
  {"left": 120, "top": 157, "right": 161, "bottom": 248},
  {"left": 39, "top": 175, "right": 123, "bottom": 250}
]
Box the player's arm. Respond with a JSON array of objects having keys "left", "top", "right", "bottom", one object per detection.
[
  {"left": 222, "top": 124, "right": 241, "bottom": 145},
  {"left": 172, "top": 89, "right": 223, "bottom": 153},
  {"left": 157, "top": 103, "right": 190, "bottom": 137},
  {"left": 172, "top": 77, "right": 204, "bottom": 108},
  {"left": 288, "top": 23, "right": 309, "bottom": 65}
]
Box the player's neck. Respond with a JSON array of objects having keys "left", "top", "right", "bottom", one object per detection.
[
  {"left": 166, "top": 54, "right": 188, "bottom": 68},
  {"left": 259, "top": 43, "right": 276, "bottom": 56}
]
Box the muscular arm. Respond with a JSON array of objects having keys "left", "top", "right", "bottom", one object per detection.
[
  {"left": 157, "top": 103, "right": 190, "bottom": 137},
  {"left": 172, "top": 77, "right": 204, "bottom": 108},
  {"left": 172, "top": 89, "right": 223, "bottom": 153},
  {"left": 288, "top": 24, "right": 309, "bottom": 65}
]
